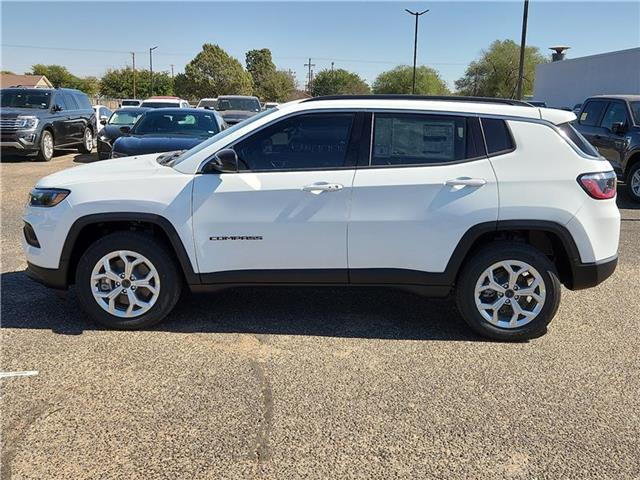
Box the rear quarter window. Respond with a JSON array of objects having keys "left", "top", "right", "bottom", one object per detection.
[
  {"left": 557, "top": 122, "right": 601, "bottom": 158},
  {"left": 481, "top": 118, "right": 514, "bottom": 155}
]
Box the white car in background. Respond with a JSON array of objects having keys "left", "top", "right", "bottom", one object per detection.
[
  {"left": 197, "top": 98, "right": 218, "bottom": 109},
  {"left": 263, "top": 102, "right": 279, "bottom": 109},
  {"left": 140, "top": 96, "right": 190, "bottom": 109},
  {"left": 22, "top": 95, "right": 620, "bottom": 341},
  {"left": 120, "top": 99, "right": 142, "bottom": 108}
]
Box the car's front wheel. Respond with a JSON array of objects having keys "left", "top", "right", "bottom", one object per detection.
[
  {"left": 78, "top": 127, "right": 93, "bottom": 154},
  {"left": 75, "top": 232, "right": 182, "bottom": 329},
  {"left": 627, "top": 162, "right": 640, "bottom": 203},
  {"left": 456, "top": 242, "right": 561, "bottom": 341},
  {"left": 36, "top": 130, "right": 54, "bottom": 162}
]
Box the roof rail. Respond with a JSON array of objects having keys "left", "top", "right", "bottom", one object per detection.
[{"left": 302, "top": 94, "right": 534, "bottom": 107}]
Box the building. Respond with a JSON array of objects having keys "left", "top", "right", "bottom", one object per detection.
[
  {"left": 0, "top": 73, "right": 54, "bottom": 89},
  {"left": 533, "top": 47, "right": 640, "bottom": 108}
]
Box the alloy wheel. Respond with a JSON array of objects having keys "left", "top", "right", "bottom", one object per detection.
[
  {"left": 84, "top": 129, "right": 93, "bottom": 151},
  {"left": 474, "top": 260, "right": 546, "bottom": 329},
  {"left": 43, "top": 133, "right": 53, "bottom": 159},
  {"left": 631, "top": 169, "right": 640, "bottom": 197},
  {"left": 90, "top": 250, "right": 160, "bottom": 318}
]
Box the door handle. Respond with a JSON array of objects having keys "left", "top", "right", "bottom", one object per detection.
[
  {"left": 302, "top": 183, "right": 344, "bottom": 193},
  {"left": 445, "top": 178, "right": 487, "bottom": 187}
]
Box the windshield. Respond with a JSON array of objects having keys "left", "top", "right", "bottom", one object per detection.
[
  {"left": 140, "top": 101, "right": 179, "bottom": 108},
  {"left": 198, "top": 99, "right": 218, "bottom": 108},
  {"left": 109, "top": 110, "right": 144, "bottom": 126},
  {"left": 631, "top": 101, "right": 640, "bottom": 125},
  {"left": 133, "top": 111, "right": 220, "bottom": 137},
  {"left": 216, "top": 97, "right": 261, "bottom": 112},
  {"left": 169, "top": 107, "right": 278, "bottom": 166},
  {"left": 122, "top": 100, "right": 140, "bottom": 106},
  {"left": 1, "top": 90, "right": 51, "bottom": 109}
]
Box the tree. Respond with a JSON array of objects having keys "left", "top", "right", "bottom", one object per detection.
[
  {"left": 455, "top": 40, "right": 547, "bottom": 98},
  {"left": 373, "top": 65, "right": 449, "bottom": 95},
  {"left": 179, "top": 43, "right": 253, "bottom": 99},
  {"left": 246, "top": 48, "right": 275, "bottom": 99},
  {"left": 311, "top": 68, "right": 370, "bottom": 96},
  {"left": 29, "top": 64, "right": 101, "bottom": 96},
  {"left": 100, "top": 67, "right": 173, "bottom": 98}
]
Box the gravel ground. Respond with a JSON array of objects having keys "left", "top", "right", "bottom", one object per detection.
[{"left": 1, "top": 151, "right": 639, "bottom": 479}]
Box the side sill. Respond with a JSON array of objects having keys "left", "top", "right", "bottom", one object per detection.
[{"left": 190, "top": 283, "right": 451, "bottom": 297}]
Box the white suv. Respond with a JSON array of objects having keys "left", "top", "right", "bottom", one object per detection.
[{"left": 22, "top": 96, "right": 620, "bottom": 341}]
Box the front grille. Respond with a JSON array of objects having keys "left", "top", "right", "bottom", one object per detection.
[{"left": 0, "top": 119, "right": 22, "bottom": 131}]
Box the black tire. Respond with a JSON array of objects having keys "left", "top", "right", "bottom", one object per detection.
[
  {"left": 626, "top": 162, "right": 640, "bottom": 203},
  {"left": 455, "top": 242, "right": 561, "bottom": 341},
  {"left": 78, "top": 127, "right": 93, "bottom": 154},
  {"left": 75, "top": 231, "right": 182, "bottom": 329},
  {"left": 35, "top": 130, "right": 54, "bottom": 162}
]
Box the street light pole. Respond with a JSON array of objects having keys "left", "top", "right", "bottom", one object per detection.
[
  {"left": 149, "top": 46, "right": 158, "bottom": 97},
  {"left": 405, "top": 8, "right": 429, "bottom": 94},
  {"left": 515, "top": 0, "right": 529, "bottom": 100},
  {"left": 131, "top": 52, "right": 136, "bottom": 99}
]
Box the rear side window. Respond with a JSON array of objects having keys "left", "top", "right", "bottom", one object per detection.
[
  {"left": 578, "top": 100, "right": 607, "bottom": 126},
  {"left": 74, "top": 93, "right": 92, "bottom": 109},
  {"left": 62, "top": 92, "right": 78, "bottom": 110},
  {"left": 371, "top": 113, "right": 480, "bottom": 166},
  {"left": 557, "top": 122, "right": 600, "bottom": 158},
  {"left": 481, "top": 118, "right": 514, "bottom": 155}
]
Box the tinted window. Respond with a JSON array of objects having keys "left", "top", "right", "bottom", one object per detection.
[
  {"left": 122, "top": 100, "right": 140, "bottom": 106},
  {"left": 600, "top": 102, "right": 629, "bottom": 131},
  {"left": 54, "top": 92, "right": 67, "bottom": 110},
  {"left": 630, "top": 102, "right": 640, "bottom": 125},
  {"left": 133, "top": 111, "right": 220, "bottom": 136},
  {"left": 217, "top": 97, "right": 261, "bottom": 112},
  {"left": 140, "top": 101, "right": 180, "bottom": 108},
  {"left": 0, "top": 89, "right": 51, "bottom": 109},
  {"left": 482, "top": 118, "right": 514, "bottom": 155},
  {"left": 234, "top": 113, "right": 354, "bottom": 171},
  {"left": 74, "top": 93, "right": 92, "bottom": 110},
  {"left": 557, "top": 122, "right": 600, "bottom": 157},
  {"left": 63, "top": 92, "right": 78, "bottom": 110},
  {"left": 371, "top": 113, "right": 478, "bottom": 166},
  {"left": 578, "top": 100, "right": 607, "bottom": 126},
  {"left": 108, "top": 110, "right": 144, "bottom": 126}
]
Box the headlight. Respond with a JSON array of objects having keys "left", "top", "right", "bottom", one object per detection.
[
  {"left": 28, "top": 188, "right": 70, "bottom": 207},
  {"left": 17, "top": 116, "right": 39, "bottom": 130}
]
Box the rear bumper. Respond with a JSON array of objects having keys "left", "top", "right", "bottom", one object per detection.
[
  {"left": 26, "top": 261, "right": 68, "bottom": 290},
  {"left": 568, "top": 254, "right": 618, "bottom": 290}
]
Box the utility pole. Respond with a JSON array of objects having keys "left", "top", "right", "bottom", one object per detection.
[
  {"left": 304, "top": 58, "right": 315, "bottom": 94},
  {"left": 331, "top": 61, "right": 334, "bottom": 73},
  {"left": 149, "top": 46, "right": 158, "bottom": 97},
  {"left": 131, "top": 52, "right": 136, "bottom": 99},
  {"left": 515, "top": 0, "right": 529, "bottom": 100},
  {"left": 170, "top": 64, "right": 174, "bottom": 80},
  {"left": 405, "top": 8, "right": 429, "bottom": 94}
]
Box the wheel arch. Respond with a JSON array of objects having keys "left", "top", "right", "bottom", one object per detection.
[
  {"left": 624, "top": 150, "right": 640, "bottom": 178},
  {"left": 61, "top": 213, "right": 199, "bottom": 287}
]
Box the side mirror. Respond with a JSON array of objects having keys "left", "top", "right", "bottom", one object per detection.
[
  {"left": 612, "top": 122, "right": 627, "bottom": 135},
  {"left": 119, "top": 126, "right": 131, "bottom": 134},
  {"left": 204, "top": 148, "right": 238, "bottom": 173},
  {"left": 100, "top": 119, "right": 107, "bottom": 125},
  {"left": 52, "top": 104, "right": 63, "bottom": 112}
]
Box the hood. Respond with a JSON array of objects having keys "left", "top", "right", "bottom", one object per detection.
[
  {"left": 219, "top": 110, "right": 257, "bottom": 123},
  {"left": 112, "top": 135, "right": 207, "bottom": 156},
  {"left": 100, "top": 124, "right": 128, "bottom": 141},
  {"left": 37, "top": 153, "right": 165, "bottom": 188}
]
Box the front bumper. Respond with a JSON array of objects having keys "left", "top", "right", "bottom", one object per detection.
[
  {"left": 1, "top": 130, "right": 40, "bottom": 152},
  {"left": 568, "top": 254, "right": 618, "bottom": 290},
  {"left": 26, "top": 261, "right": 68, "bottom": 290},
  {"left": 96, "top": 137, "right": 113, "bottom": 159}
]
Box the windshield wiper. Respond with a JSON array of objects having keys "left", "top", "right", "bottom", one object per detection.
[{"left": 156, "top": 150, "right": 186, "bottom": 165}]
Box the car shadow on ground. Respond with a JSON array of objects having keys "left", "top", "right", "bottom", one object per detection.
[
  {"left": 73, "top": 152, "right": 99, "bottom": 164},
  {"left": 617, "top": 185, "right": 639, "bottom": 210},
  {"left": 0, "top": 270, "right": 485, "bottom": 342}
]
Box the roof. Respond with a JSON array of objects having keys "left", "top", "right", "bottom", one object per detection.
[
  {"left": 285, "top": 97, "right": 576, "bottom": 125},
  {"left": 588, "top": 94, "right": 640, "bottom": 101},
  {"left": 217, "top": 95, "right": 260, "bottom": 100},
  {"left": 0, "top": 73, "right": 53, "bottom": 88},
  {"left": 114, "top": 107, "right": 151, "bottom": 113}
]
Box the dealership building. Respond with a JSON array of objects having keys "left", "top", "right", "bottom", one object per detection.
[{"left": 533, "top": 47, "right": 640, "bottom": 109}]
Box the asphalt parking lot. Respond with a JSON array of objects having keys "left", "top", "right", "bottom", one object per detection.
[{"left": 1, "top": 151, "right": 639, "bottom": 480}]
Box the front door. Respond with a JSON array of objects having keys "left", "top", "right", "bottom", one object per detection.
[
  {"left": 348, "top": 112, "right": 499, "bottom": 281},
  {"left": 191, "top": 111, "right": 359, "bottom": 282},
  {"left": 597, "top": 100, "right": 630, "bottom": 170}
]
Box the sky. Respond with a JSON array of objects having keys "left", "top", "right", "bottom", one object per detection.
[{"left": 1, "top": 1, "right": 639, "bottom": 90}]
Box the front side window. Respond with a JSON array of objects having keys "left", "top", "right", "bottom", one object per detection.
[
  {"left": 371, "top": 113, "right": 479, "bottom": 166},
  {"left": 578, "top": 100, "right": 607, "bottom": 126},
  {"left": 234, "top": 113, "right": 354, "bottom": 171},
  {"left": 63, "top": 92, "right": 78, "bottom": 110},
  {"left": 630, "top": 101, "right": 640, "bottom": 125},
  {"left": 0, "top": 89, "right": 51, "bottom": 109},
  {"left": 600, "top": 102, "right": 629, "bottom": 131}
]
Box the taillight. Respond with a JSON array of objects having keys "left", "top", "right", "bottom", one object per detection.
[{"left": 578, "top": 171, "right": 617, "bottom": 199}]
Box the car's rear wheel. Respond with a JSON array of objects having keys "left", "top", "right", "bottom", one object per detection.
[
  {"left": 75, "top": 232, "right": 182, "bottom": 329},
  {"left": 36, "top": 130, "right": 54, "bottom": 162},
  {"left": 78, "top": 127, "right": 93, "bottom": 154},
  {"left": 456, "top": 242, "right": 561, "bottom": 341},
  {"left": 627, "top": 162, "right": 640, "bottom": 203}
]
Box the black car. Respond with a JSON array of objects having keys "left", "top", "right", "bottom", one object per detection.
[
  {"left": 97, "top": 107, "right": 150, "bottom": 159},
  {"left": 574, "top": 95, "right": 640, "bottom": 202},
  {"left": 0, "top": 87, "right": 95, "bottom": 161},
  {"left": 215, "top": 95, "right": 261, "bottom": 125},
  {"left": 111, "top": 108, "right": 226, "bottom": 158}
]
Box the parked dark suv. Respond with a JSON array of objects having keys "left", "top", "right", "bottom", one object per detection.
[
  {"left": 0, "top": 87, "right": 95, "bottom": 161},
  {"left": 574, "top": 95, "right": 640, "bottom": 202}
]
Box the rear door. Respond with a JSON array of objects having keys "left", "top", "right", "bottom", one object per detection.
[
  {"left": 191, "top": 111, "right": 363, "bottom": 281},
  {"left": 348, "top": 111, "right": 498, "bottom": 281},
  {"left": 50, "top": 92, "right": 69, "bottom": 145},
  {"left": 61, "top": 92, "right": 82, "bottom": 143}
]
